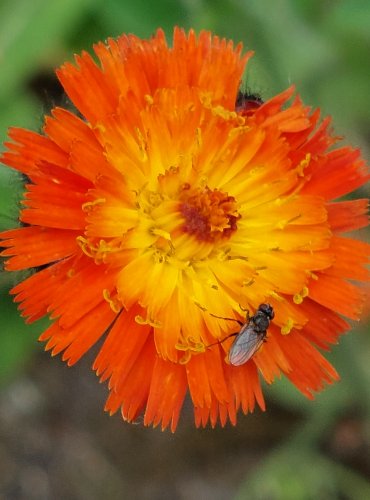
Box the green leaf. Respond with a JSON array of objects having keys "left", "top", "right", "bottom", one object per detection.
[{"left": 0, "top": 166, "right": 24, "bottom": 233}]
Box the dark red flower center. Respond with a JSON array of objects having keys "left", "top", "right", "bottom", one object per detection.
[{"left": 179, "top": 185, "right": 240, "bottom": 242}]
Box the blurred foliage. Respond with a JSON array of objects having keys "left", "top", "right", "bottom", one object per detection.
[
  {"left": 0, "top": 0, "right": 369, "bottom": 498},
  {"left": 236, "top": 449, "right": 370, "bottom": 500}
]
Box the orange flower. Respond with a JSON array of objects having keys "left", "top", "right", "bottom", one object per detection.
[{"left": 1, "top": 28, "right": 369, "bottom": 431}]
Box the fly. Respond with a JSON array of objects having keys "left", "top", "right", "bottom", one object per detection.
[{"left": 208, "top": 303, "right": 274, "bottom": 366}]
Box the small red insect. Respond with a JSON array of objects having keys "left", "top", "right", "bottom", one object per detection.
[
  {"left": 235, "top": 91, "right": 264, "bottom": 113},
  {"left": 209, "top": 303, "right": 274, "bottom": 365}
]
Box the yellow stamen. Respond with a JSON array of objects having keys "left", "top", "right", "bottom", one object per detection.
[
  {"left": 76, "top": 236, "right": 122, "bottom": 264},
  {"left": 82, "top": 198, "right": 106, "bottom": 212},
  {"left": 176, "top": 336, "right": 206, "bottom": 364},
  {"left": 135, "top": 315, "right": 162, "bottom": 328},
  {"left": 144, "top": 94, "right": 154, "bottom": 105},
  {"left": 293, "top": 286, "right": 309, "bottom": 305},
  {"left": 296, "top": 153, "right": 311, "bottom": 176},
  {"left": 103, "top": 289, "right": 122, "bottom": 313},
  {"left": 269, "top": 291, "right": 284, "bottom": 301},
  {"left": 135, "top": 127, "right": 148, "bottom": 162},
  {"left": 150, "top": 228, "right": 172, "bottom": 241},
  {"left": 281, "top": 318, "right": 294, "bottom": 335}
]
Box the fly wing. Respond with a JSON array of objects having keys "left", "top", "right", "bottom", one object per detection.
[{"left": 228, "top": 324, "right": 264, "bottom": 366}]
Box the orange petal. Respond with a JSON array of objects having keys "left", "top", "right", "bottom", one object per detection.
[
  {"left": 104, "top": 338, "right": 157, "bottom": 424},
  {"left": 327, "top": 199, "right": 369, "bottom": 233},
  {"left": 1, "top": 226, "right": 79, "bottom": 270},
  {"left": 40, "top": 300, "right": 115, "bottom": 365},
  {"left": 144, "top": 357, "right": 188, "bottom": 431}
]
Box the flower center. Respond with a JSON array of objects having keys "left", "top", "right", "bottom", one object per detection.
[{"left": 179, "top": 186, "right": 240, "bottom": 242}]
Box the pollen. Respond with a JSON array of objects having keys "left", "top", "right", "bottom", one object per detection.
[
  {"left": 179, "top": 186, "right": 240, "bottom": 242},
  {"left": 293, "top": 286, "right": 309, "bottom": 305},
  {"left": 281, "top": 318, "right": 295, "bottom": 335}
]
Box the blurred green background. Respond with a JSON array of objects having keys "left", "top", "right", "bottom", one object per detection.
[{"left": 0, "top": 1, "right": 369, "bottom": 499}]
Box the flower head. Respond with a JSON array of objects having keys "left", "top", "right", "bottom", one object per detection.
[{"left": 1, "top": 28, "right": 369, "bottom": 431}]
